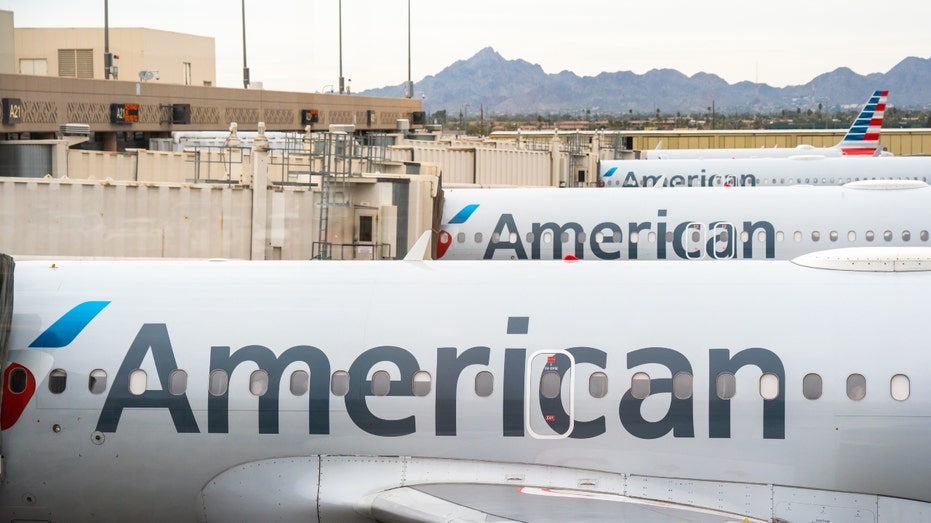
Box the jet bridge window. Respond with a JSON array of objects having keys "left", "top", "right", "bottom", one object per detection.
[
  {"left": 589, "top": 372, "right": 608, "bottom": 398},
  {"left": 847, "top": 373, "right": 866, "bottom": 401},
  {"left": 475, "top": 371, "right": 494, "bottom": 397},
  {"left": 88, "top": 369, "right": 107, "bottom": 394},
  {"left": 891, "top": 374, "right": 910, "bottom": 401},
  {"left": 715, "top": 372, "right": 736, "bottom": 400},
  {"left": 802, "top": 373, "right": 822, "bottom": 400},
  {"left": 48, "top": 369, "right": 67, "bottom": 394},
  {"left": 168, "top": 370, "right": 188, "bottom": 396}
]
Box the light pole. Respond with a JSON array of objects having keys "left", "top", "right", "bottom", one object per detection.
[
  {"left": 406, "top": 0, "right": 412, "bottom": 98},
  {"left": 242, "top": 0, "right": 249, "bottom": 88},
  {"left": 338, "top": 0, "right": 344, "bottom": 94}
]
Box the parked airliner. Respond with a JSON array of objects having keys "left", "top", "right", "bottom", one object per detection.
[
  {"left": 1, "top": 250, "right": 930, "bottom": 522},
  {"left": 643, "top": 90, "right": 888, "bottom": 159},
  {"left": 599, "top": 155, "right": 931, "bottom": 187},
  {"left": 436, "top": 181, "right": 931, "bottom": 260}
]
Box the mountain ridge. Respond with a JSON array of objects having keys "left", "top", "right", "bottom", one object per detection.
[{"left": 359, "top": 47, "right": 931, "bottom": 114}]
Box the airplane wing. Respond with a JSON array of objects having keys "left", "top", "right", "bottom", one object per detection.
[
  {"left": 203, "top": 456, "right": 767, "bottom": 522},
  {"left": 365, "top": 484, "right": 763, "bottom": 523}
]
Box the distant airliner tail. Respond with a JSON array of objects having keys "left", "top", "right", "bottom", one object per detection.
[{"left": 837, "top": 90, "right": 888, "bottom": 155}]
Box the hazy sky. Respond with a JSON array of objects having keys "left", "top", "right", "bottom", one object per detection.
[{"left": 4, "top": 0, "right": 930, "bottom": 94}]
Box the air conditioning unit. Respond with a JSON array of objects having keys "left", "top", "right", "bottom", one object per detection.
[{"left": 60, "top": 123, "right": 91, "bottom": 136}]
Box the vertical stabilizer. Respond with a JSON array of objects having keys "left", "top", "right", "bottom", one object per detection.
[{"left": 838, "top": 90, "right": 888, "bottom": 155}]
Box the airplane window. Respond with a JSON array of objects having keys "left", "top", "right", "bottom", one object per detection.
[
  {"left": 560, "top": 232, "right": 569, "bottom": 243},
  {"left": 794, "top": 231, "right": 802, "bottom": 242},
  {"left": 775, "top": 231, "right": 784, "bottom": 242},
  {"left": 903, "top": 230, "right": 911, "bottom": 241},
  {"left": 209, "top": 370, "right": 229, "bottom": 396},
  {"left": 866, "top": 230, "right": 875, "bottom": 241},
  {"left": 883, "top": 230, "right": 893, "bottom": 242},
  {"left": 491, "top": 232, "right": 500, "bottom": 244},
  {"left": 290, "top": 370, "right": 309, "bottom": 396},
  {"left": 474, "top": 232, "right": 482, "bottom": 244},
  {"left": 371, "top": 370, "right": 390, "bottom": 397},
  {"left": 595, "top": 232, "right": 604, "bottom": 243},
  {"left": 847, "top": 374, "right": 866, "bottom": 401},
  {"left": 249, "top": 370, "right": 269, "bottom": 396},
  {"left": 128, "top": 369, "right": 147, "bottom": 396},
  {"left": 330, "top": 371, "right": 350, "bottom": 397},
  {"left": 647, "top": 232, "right": 656, "bottom": 244},
  {"left": 48, "top": 369, "right": 67, "bottom": 394},
  {"left": 542, "top": 231, "right": 553, "bottom": 244},
  {"left": 540, "top": 371, "right": 561, "bottom": 399},
  {"left": 891, "top": 374, "right": 910, "bottom": 401},
  {"left": 589, "top": 372, "right": 608, "bottom": 398},
  {"left": 923, "top": 230, "right": 930, "bottom": 242},
  {"left": 526, "top": 232, "right": 535, "bottom": 243},
  {"left": 412, "top": 370, "right": 431, "bottom": 397},
  {"left": 848, "top": 231, "right": 856, "bottom": 242},
  {"left": 811, "top": 231, "right": 820, "bottom": 242},
  {"left": 673, "top": 372, "right": 693, "bottom": 400},
  {"left": 716, "top": 372, "right": 736, "bottom": 400},
  {"left": 509, "top": 232, "right": 518, "bottom": 243},
  {"left": 631, "top": 372, "right": 650, "bottom": 400},
  {"left": 577, "top": 232, "right": 586, "bottom": 244},
  {"left": 88, "top": 369, "right": 108, "bottom": 394},
  {"left": 168, "top": 370, "right": 188, "bottom": 396},
  {"left": 803, "top": 373, "right": 822, "bottom": 400},
  {"left": 759, "top": 373, "right": 779, "bottom": 400},
  {"left": 475, "top": 371, "right": 494, "bottom": 397},
  {"left": 829, "top": 231, "right": 838, "bottom": 242},
  {"left": 8, "top": 367, "right": 27, "bottom": 394},
  {"left": 457, "top": 232, "right": 465, "bottom": 244},
  {"left": 665, "top": 231, "right": 672, "bottom": 243},
  {"left": 740, "top": 231, "right": 749, "bottom": 243},
  {"left": 690, "top": 230, "right": 700, "bottom": 243},
  {"left": 630, "top": 232, "right": 639, "bottom": 244}
]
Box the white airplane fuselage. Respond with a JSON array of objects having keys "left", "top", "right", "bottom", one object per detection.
[
  {"left": 599, "top": 155, "right": 931, "bottom": 187},
  {"left": 1, "top": 256, "right": 930, "bottom": 521},
  {"left": 437, "top": 183, "right": 931, "bottom": 260}
]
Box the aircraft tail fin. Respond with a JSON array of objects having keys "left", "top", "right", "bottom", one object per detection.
[{"left": 837, "top": 90, "right": 888, "bottom": 156}]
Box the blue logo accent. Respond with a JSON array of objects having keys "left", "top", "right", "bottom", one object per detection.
[
  {"left": 30, "top": 301, "right": 111, "bottom": 348},
  {"left": 604, "top": 167, "right": 617, "bottom": 178},
  {"left": 449, "top": 204, "right": 479, "bottom": 224}
]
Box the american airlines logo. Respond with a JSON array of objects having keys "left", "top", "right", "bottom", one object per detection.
[
  {"left": 601, "top": 167, "right": 758, "bottom": 187},
  {"left": 439, "top": 205, "right": 776, "bottom": 260}
]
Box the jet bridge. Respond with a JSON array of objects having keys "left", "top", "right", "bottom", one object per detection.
[{"left": 0, "top": 253, "right": 13, "bottom": 482}]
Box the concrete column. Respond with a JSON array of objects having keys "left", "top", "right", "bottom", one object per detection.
[
  {"left": 250, "top": 122, "right": 269, "bottom": 260},
  {"left": 103, "top": 132, "right": 117, "bottom": 152},
  {"left": 550, "top": 130, "right": 562, "bottom": 187}
]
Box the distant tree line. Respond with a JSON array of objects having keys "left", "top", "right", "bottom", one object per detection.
[{"left": 429, "top": 107, "right": 931, "bottom": 136}]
